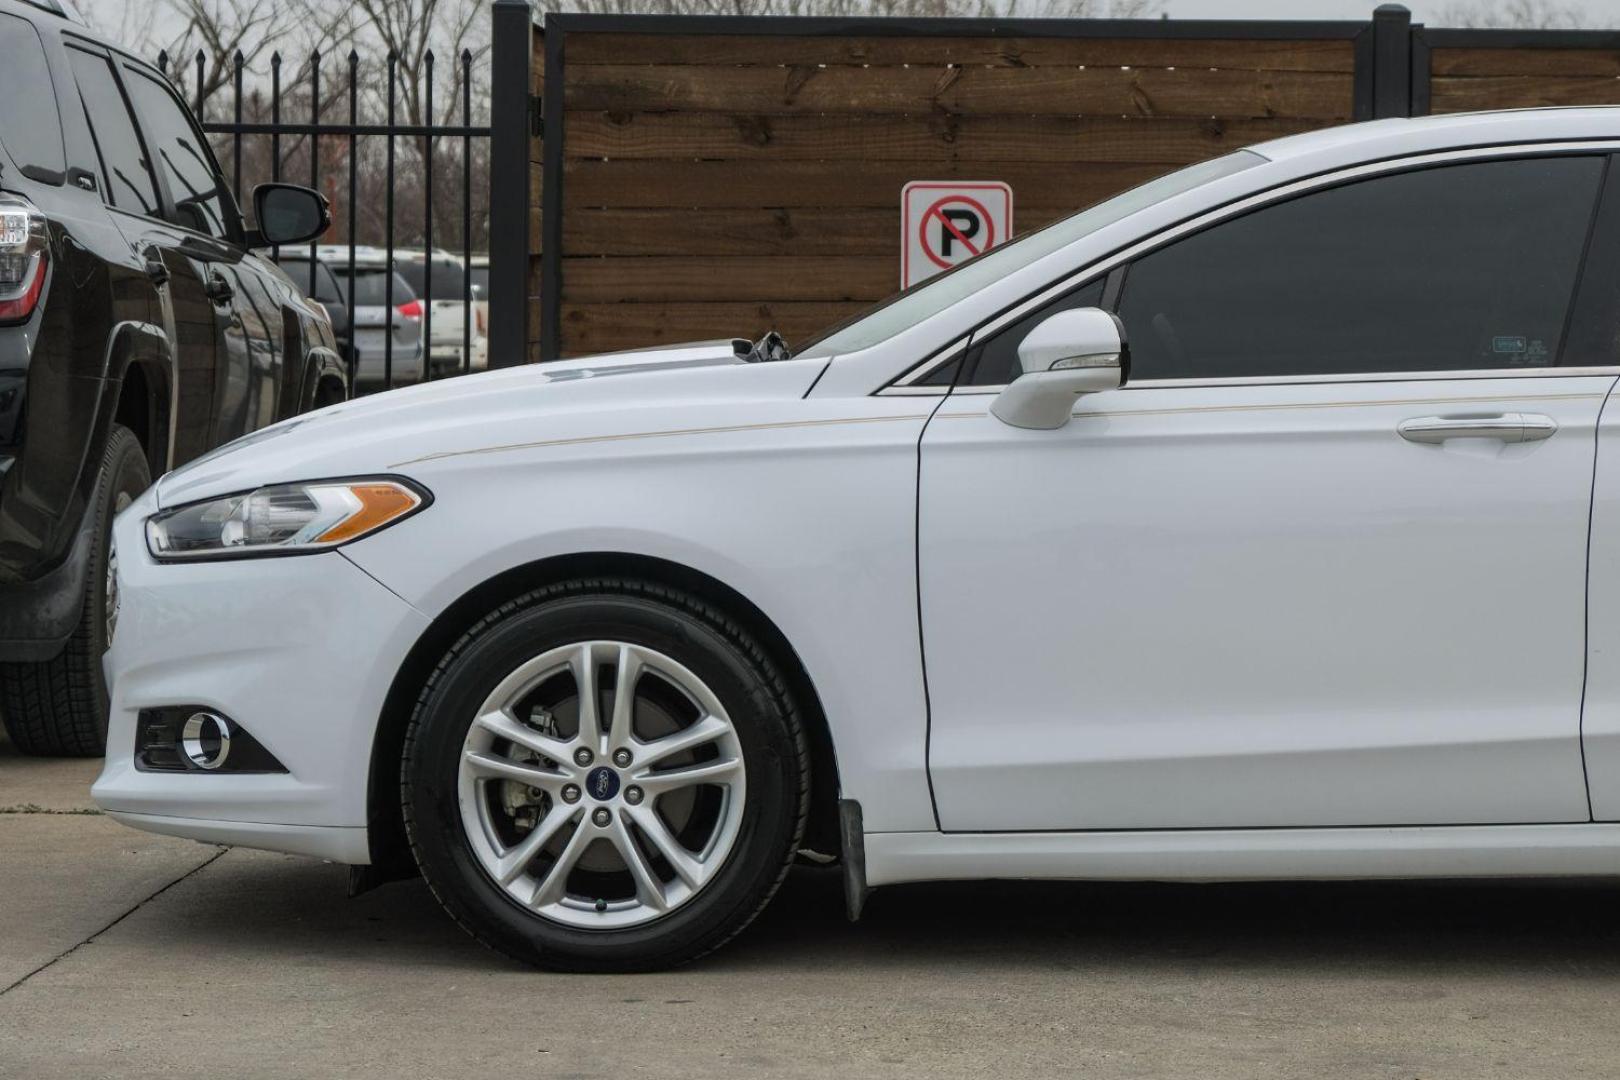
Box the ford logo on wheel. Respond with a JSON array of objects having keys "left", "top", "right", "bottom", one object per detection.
[{"left": 586, "top": 766, "right": 620, "bottom": 802}]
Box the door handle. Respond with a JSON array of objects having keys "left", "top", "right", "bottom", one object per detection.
[
  {"left": 1397, "top": 413, "right": 1556, "bottom": 444},
  {"left": 142, "top": 246, "right": 169, "bottom": 288},
  {"left": 205, "top": 271, "right": 234, "bottom": 306}
]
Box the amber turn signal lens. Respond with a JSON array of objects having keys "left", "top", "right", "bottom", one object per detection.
[{"left": 314, "top": 482, "right": 422, "bottom": 544}]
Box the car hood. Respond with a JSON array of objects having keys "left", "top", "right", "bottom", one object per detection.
[{"left": 156, "top": 341, "right": 829, "bottom": 508}]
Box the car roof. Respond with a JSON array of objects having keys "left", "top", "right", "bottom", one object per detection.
[
  {"left": 1249, "top": 107, "right": 1620, "bottom": 170},
  {"left": 6, "top": 0, "right": 83, "bottom": 23}
]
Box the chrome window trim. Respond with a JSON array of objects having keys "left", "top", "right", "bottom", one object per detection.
[
  {"left": 892, "top": 140, "right": 1620, "bottom": 393},
  {"left": 880, "top": 385, "right": 954, "bottom": 396},
  {"left": 945, "top": 365, "right": 1620, "bottom": 396}
]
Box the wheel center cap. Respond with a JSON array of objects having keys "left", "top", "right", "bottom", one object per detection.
[{"left": 585, "top": 766, "right": 621, "bottom": 801}]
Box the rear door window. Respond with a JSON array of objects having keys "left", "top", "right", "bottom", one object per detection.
[
  {"left": 0, "top": 14, "right": 65, "bottom": 183},
  {"left": 66, "top": 47, "right": 160, "bottom": 217},
  {"left": 121, "top": 65, "right": 234, "bottom": 240}
]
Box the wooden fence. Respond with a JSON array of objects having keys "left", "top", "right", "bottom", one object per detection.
[{"left": 495, "top": 7, "right": 1620, "bottom": 362}]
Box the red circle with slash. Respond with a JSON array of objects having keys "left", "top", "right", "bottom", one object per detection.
[{"left": 919, "top": 194, "right": 996, "bottom": 269}]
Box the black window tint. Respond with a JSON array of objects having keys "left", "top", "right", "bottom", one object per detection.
[
  {"left": 122, "top": 68, "right": 231, "bottom": 239},
  {"left": 1117, "top": 157, "right": 1605, "bottom": 380},
  {"left": 67, "top": 49, "right": 159, "bottom": 216},
  {"left": 0, "top": 15, "right": 65, "bottom": 182},
  {"left": 964, "top": 278, "right": 1107, "bottom": 386},
  {"left": 917, "top": 351, "right": 964, "bottom": 387},
  {"left": 469, "top": 265, "right": 489, "bottom": 298},
  {"left": 1564, "top": 158, "right": 1620, "bottom": 367}
]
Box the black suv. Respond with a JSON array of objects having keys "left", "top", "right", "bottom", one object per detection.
[{"left": 0, "top": 0, "right": 344, "bottom": 756}]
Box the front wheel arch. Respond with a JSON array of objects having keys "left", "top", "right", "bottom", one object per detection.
[{"left": 364, "top": 553, "right": 842, "bottom": 882}]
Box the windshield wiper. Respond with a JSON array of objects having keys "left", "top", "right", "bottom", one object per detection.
[{"left": 733, "top": 331, "right": 791, "bottom": 364}]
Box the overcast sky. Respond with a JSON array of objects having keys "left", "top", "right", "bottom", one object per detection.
[
  {"left": 73, "top": 0, "right": 1620, "bottom": 47},
  {"left": 1163, "top": 0, "right": 1617, "bottom": 19}
]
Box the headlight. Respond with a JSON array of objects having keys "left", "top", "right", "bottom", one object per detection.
[{"left": 146, "top": 478, "right": 427, "bottom": 560}]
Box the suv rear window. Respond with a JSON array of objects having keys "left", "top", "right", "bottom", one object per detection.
[
  {"left": 335, "top": 267, "right": 415, "bottom": 307},
  {"left": 397, "top": 258, "right": 466, "bottom": 299},
  {"left": 0, "top": 14, "right": 66, "bottom": 183}
]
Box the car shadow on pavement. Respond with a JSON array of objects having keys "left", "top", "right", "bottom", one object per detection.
[{"left": 167, "top": 849, "right": 1620, "bottom": 977}]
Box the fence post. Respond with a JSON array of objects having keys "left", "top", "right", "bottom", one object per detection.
[
  {"left": 1372, "top": 4, "right": 1413, "bottom": 118},
  {"left": 488, "top": 0, "right": 534, "bottom": 368}
]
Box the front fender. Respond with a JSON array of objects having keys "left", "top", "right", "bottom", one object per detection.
[{"left": 340, "top": 395, "right": 941, "bottom": 833}]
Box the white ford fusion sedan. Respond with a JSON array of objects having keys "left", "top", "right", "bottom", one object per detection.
[{"left": 95, "top": 108, "right": 1620, "bottom": 970}]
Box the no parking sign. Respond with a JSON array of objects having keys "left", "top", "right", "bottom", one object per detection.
[{"left": 901, "top": 181, "right": 1013, "bottom": 289}]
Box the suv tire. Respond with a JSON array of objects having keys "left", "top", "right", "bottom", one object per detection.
[
  {"left": 402, "top": 580, "right": 810, "bottom": 972},
  {"left": 1, "top": 424, "right": 149, "bottom": 756}
]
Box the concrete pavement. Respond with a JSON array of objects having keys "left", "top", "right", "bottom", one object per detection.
[{"left": 5, "top": 733, "right": 1620, "bottom": 1078}]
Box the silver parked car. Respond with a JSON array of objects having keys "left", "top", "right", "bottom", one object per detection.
[{"left": 281, "top": 248, "right": 425, "bottom": 390}]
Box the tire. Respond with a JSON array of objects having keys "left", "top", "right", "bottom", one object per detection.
[
  {"left": 402, "top": 579, "right": 810, "bottom": 972},
  {"left": 0, "top": 424, "right": 150, "bottom": 757}
]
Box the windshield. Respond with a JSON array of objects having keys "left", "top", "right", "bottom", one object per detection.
[{"left": 795, "top": 151, "right": 1265, "bottom": 361}]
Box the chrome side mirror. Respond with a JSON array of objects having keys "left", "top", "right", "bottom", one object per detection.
[{"left": 990, "top": 307, "right": 1127, "bottom": 430}]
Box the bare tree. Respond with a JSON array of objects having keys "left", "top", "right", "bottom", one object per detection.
[
  {"left": 161, "top": 0, "right": 349, "bottom": 103},
  {"left": 1438, "top": 0, "right": 1596, "bottom": 28},
  {"left": 348, "top": 0, "right": 489, "bottom": 130}
]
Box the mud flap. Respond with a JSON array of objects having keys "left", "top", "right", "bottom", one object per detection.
[{"left": 839, "top": 798, "right": 869, "bottom": 922}]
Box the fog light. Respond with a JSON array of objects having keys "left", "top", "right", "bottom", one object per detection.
[
  {"left": 135, "top": 706, "right": 286, "bottom": 773},
  {"left": 181, "top": 711, "right": 231, "bottom": 770}
]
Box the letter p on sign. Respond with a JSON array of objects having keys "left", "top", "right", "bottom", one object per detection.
[{"left": 901, "top": 181, "right": 1013, "bottom": 289}]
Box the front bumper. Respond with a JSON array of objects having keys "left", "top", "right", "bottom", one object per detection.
[{"left": 91, "top": 489, "right": 432, "bottom": 862}]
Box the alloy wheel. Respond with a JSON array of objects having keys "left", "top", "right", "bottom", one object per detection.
[{"left": 457, "top": 640, "right": 747, "bottom": 930}]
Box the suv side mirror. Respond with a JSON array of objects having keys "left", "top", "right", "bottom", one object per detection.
[
  {"left": 990, "top": 307, "right": 1128, "bottom": 430},
  {"left": 248, "top": 183, "right": 331, "bottom": 248}
]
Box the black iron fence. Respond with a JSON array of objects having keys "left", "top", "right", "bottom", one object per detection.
[{"left": 157, "top": 41, "right": 501, "bottom": 393}]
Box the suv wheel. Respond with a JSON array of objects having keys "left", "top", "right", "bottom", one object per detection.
[
  {"left": 0, "top": 424, "right": 150, "bottom": 756},
  {"left": 402, "top": 580, "right": 809, "bottom": 971}
]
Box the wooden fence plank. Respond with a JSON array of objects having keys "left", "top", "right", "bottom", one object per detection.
[
  {"left": 562, "top": 301, "right": 866, "bottom": 355},
  {"left": 563, "top": 255, "right": 897, "bottom": 302},
  {"left": 563, "top": 33, "right": 1358, "bottom": 72},
  {"left": 563, "top": 111, "right": 1315, "bottom": 164},
  {"left": 1430, "top": 74, "right": 1620, "bottom": 110},
  {"left": 563, "top": 158, "right": 1177, "bottom": 209},
  {"left": 563, "top": 206, "right": 1070, "bottom": 255},
  {"left": 564, "top": 64, "right": 1354, "bottom": 119},
  {"left": 1430, "top": 46, "right": 1620, "bottom": 78}
]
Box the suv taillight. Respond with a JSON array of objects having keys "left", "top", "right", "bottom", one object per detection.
[
  {"left": 396, "top": 299, "right": 422, "bottom": 320},
  {"left": 0, "top": 196, "right": 48, "bottom": 325}
]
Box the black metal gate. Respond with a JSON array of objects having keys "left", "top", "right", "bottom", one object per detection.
[{"left": 156, "top": 3, "right": 533, "bottom": 391}]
